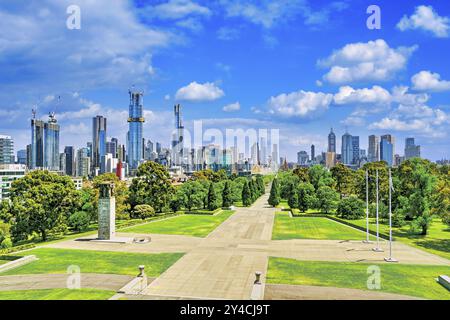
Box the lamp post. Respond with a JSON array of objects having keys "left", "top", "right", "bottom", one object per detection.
[
  {"left": 373, "top": 169, "right": 383, "bottom": 252},
  {"left": 385, "top": 168, "right": 398, "bottom": 262}
]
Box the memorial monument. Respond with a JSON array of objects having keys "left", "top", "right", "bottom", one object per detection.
[{"left": 98, "top": 182, "right": 116, "bottom": 240}]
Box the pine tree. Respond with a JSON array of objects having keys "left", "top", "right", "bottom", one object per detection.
[
  {"left": 242, "top": 180, "right": 252, "bottom": 207},
  {"left": 287, "top": 182, "right": 298, "bottom": 209},
  {"left": 222, "top": 181, "right": 233, "bottom": 208},
  {"left": 207, "top": 182, "right": 218, "bottom": 211},
  {"left": 268, "top": 178, "right": 280, "bottom": 207}
]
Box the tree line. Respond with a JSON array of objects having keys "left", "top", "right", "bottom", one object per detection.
[{"left": 268, "top": 158, "right": 450, "bottom": 235}]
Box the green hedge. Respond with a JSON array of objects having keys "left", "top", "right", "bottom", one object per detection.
[
  {"left": 184, "top": 208, "right": 222, "bottom": 216},
  {"left": 0, "top": 243, "right": 36, "bottom": 255}
]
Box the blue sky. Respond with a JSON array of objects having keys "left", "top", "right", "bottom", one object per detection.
[{"left": 1, "top": 0, "right": 450, "bottom": 161}]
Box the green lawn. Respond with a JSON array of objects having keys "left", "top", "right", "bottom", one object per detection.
[
  {"left": 122, "top": 210, "right": 234, "bottom": 237},
  {"left": 1, "top": 248, "right": 183, "bottom": 277},
  {"left": 272, "top": 212, "right": 372, "bottom": 240},
  {"left": 336, "top": 218, "right": 450, "bottom": 260},
  {"left": 267, "top": 257, "right": 450, "bottom": 300},
  {"left": 0, "top": 288, "right": 115, "bottom": 300}
]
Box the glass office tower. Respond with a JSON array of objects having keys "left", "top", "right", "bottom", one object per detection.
[
  {"left": 128, "top": 90, "right": 145, "bottom": 171},
  {"left": 0, "top": 135, "right": 14, "bottom": 164},
  {"left": 92, "top": 116, "right": 107, "bottom": 173},
  {"left": 44, "top": 113, "right": 60, "bottom": 171}
]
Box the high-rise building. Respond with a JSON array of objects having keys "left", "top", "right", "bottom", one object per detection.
[
  {"left": 106, "top": 138, "right": 118, "bottom": 158},
  {"left": 341, "top": 132, "right": 353, "bottom": 165},
  {"left": 128, "top": 90, "right": 145, "bottom": 171},
  {"left": 31, "top": 112, "right": 45, "bottom": 169},
  {"left": 172, "top": 104, "right": 184, "bottom": 166},
  {"left": 144, "top": 140, "right": 154, "bottom": 160},
  {"left": 0, "top": 135, "right": 14, "bottom": 164},
  {"left": 92, "top": 116, "right": 107, "bottom": 173},
  {"left": 59, "top": 153, "right": 66, "bottom": 173},
  {"left": 311, "top": 144, "right": 315, "bottom": 162},
  {"left": 0, "top": 164, "right": 26, "bottom": 201},
  {"left": 259, "top": 137, "right": 267, "bottom": 165},
  {"left": 328, "top": 128, "right": 336, "bottom": 153},
  {"left": 272, "top": 144, "right": 279, "bottom": 167},
  {"left": 156, "top": 142, "right": 162, "bottom": 155},
  {"left": 351, "top": 136, "right": 360, "bottom": 165},
  {"left": 44, "top": 113, "right": 60, "bottom": 171},
  {"left": 326, "top": 152, "right": 336, "bottom": 169},
  {"left": 405, "top": 137, "right": 421, "bottom": 159},
  {"left": 297, "top": 151, "right": 309, "bottom": 165},
  {"left": 76, "top": 147, "right": 90, "bottom": 178},
  {"left": 64, "top": 146, "right": 75, "bottom": 176},
  {"left": 26, "top": 144, "right": 32, "bottom": 169},
  {"left": 380, "top": 134, "right": 395, "bottom": 166},
  {"left": 368, "top": 135, "right": 380, "bottom": 162},
  {"left": 17, "top": 149, "right": 27, "bottom": 165}
]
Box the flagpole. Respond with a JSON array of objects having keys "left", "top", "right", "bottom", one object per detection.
[
  {"left": 373, "top": 169, "right": 383, "bottom": 252},
  {"left": 363, "top": 170, "right": 371, "bottom": 243},
  {"left": 385, "top": 168, "right": 398, "bottom": 262}
]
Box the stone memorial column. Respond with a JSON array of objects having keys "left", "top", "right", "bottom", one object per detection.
[{"left": 98, "top": 182, "right": 116, "bottom": 240}]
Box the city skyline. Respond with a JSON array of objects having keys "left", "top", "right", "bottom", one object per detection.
[{"left": 1, "top": 1, "right": 450, "bottom": 162}]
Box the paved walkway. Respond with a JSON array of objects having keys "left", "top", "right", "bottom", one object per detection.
[{"left": 0, "top": 273, "right": 133, "bottom": 291}]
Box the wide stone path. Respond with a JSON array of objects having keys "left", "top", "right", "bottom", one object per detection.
[{"left": 143, "top": 194, "right": 276, "bottom": 300}]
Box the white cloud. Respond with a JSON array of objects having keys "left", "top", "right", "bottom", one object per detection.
[
  {"left": 0, "top": 1, "right": 174, "bottom": 93},
  {"left": 223, "top": 102, "right": 241, "bottom": 112},
  {"left": 333, "top": 85, "right": 391, "bottom": 105},
  {"left": 175, "top": 82, "right": 225, "bottom": 102},
  {"left": 397, "top": 5, "right": 450, "bottom": 38},
  {"left": 411, "top": 71, "right": 450, "bottom": 92},
  {"left": 267, "top": 90, "right": 333, "bottom": 118},
  {"left": 319, "top": 39, "right": 417, "bottom": 84},
  {"left": 145, "top": 0, "right": 211, "bottom": 20},
  {"left": 340, "top": 116, "right": 365, "bottom": 127}
]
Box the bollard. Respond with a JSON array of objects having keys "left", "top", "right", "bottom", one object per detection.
[
  {"left": 254, "top": 271, "right": 262, "bottom": 284},
  {"left": 138, "top": 265, "right": 145, "bottom": 277}
]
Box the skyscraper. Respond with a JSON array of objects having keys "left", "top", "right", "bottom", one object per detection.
[
  {"left": 44, "top": 113, "right": 60, "bottom": 171},
  {"left": 0, "top": 135, "right": 14, "bottom": 164},
  {"left": 76, "top": 147, "right": 90, "bottom": 177},
  {"left": 351, "top": 136, "right": 360, "bottom": 165},
  {"left": 311, "top": 144, "right": 315, "bottom": 162},
  {"left": 17, "top": 149, "right": 27, "bottom": 165},
  {"left": 64, "top": 146, "right": 75, "bottom": 176},
  {"left": 380, "top": 134, "right": 395, "bottom": 166},
  {"left": 128, "top": 90, "right": 145, "bottom": 171},
  {"left": 31, "top": 112, "right": 45, "bottom": 169},
  {"left": 297, "top": 151, "right": 308, "bottom": 165},
  {"left": 328, "top": 128, "right": 336, "bottom": 153},
  {"left": 341, "top": 132, "right": 353, "bottom": 165},
  {"left": 92, "top": 116, "right": 107, "bottom": 173},
  {"left": 405, "top": 137, "right": 421, "bottom": 159},
  {"left": 380, "top": 135, "right": 394, "bottom": 167},
  {"left": 172, "top": 104, "right": 184, "bottom": 166},
  {"left": 368, "top": 135, "right": 380, "bottom": 162}
]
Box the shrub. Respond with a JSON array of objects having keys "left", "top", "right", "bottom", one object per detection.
[
  {"left": 133, "top": 205, "right": 156, "bottom": 220},
  {"left": 336, "top": 196, "right": 365, "bottom": 220},
  {"left": 68, "top": 211, "right": 90, "bottom": 232}
]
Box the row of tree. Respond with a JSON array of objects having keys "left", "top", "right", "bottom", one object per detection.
[
  {"left": 268, "top": 159, "right": 450, "bottom": 235},
  {"left": 0, "top": 162, "right": 268, "bottom": 245}
]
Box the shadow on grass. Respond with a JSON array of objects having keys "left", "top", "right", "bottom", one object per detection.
[
  {"left": 0, "top": 255, "right": 23, "bottom": 262},
  {"left": 412, "top": 239, "right": 450, "bottom": 255}
]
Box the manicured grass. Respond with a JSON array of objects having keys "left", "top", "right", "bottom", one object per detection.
[
  {"left": 2, "top": 248, "right": 183, "bottom": 277},
  {"left": 0, "top": 288, "right": 115, "bottom": 300},
  {"left": 122, "top": 210, "right": 235, "bottom": 238},
  {"left": 337, "top": 218, "right": 450, "bottom": 260},
  {"left": 272, "top": 212, "right": 372, "bottom": 240},
  {"left": 267, "top": 257, "right": 450, "bottom": 300}
]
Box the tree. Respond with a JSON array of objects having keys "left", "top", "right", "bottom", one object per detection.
[
  {"left": 297, "top": 183, "right": 315, "bottom": 213},
  {"left": 316, "top": 186, "right": 339, "bottom": 214},
  {"left": 133, "top": 204, "right": 156, "bottom": 220},
  {"left": 207, "top": 182, "right": 219, "bottom": 211},
  {"left": 308, "top": 165, "right": 335, "bottom": 191},
  {"left": 256, "top": 175, "right": 265, "bottom": 195},
  {"left": 169, "top": 192, "right": 184, "bottom": 213},
  {"left": 68, "top": 211, "right": 90, "bottom": 232},
  {"left": 242, "top": 180, "right": 252, "bottom": 207},
  {"left": 180, "top": 181, "right": 205, "bottom": 212},
  {"left": 0, "top": 222, "right": 12, "bottom": 249},
  {"left": 293, "top": 167, "right": 309, "bottom": 183},
  {"left": 331, "top": 164, "right": 354, "bottom": 199},
  {"left": 9, "top": 170, "right": 78, "bottom": 241},
  {"left": 413, "top": 213, "right": 434, "bottom": 235},
  {"left": 249, "top": 179, "right": 257, "bottom": 202},
  {"left": 336, "top": 196, "right": 365, "bottom": 220},
  {"left": 128, "top": 161, "right": 174, "bottom": 213},
  {"left": 222, "top": 181, "right": 233, "bottom": 208},
  {"left": 268, "top": 178, "right": 281, "bottom": 207},
  {"left": 287, "top": 183, "right": 298, "bottom": 209}
]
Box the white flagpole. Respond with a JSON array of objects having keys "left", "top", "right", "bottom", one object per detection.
[
  {"left": 385, "top": 168, "right": 398, "bottom": 262},
  {"left": 363, "top": 170, "right": 371, "bottom": 243},
  {"left": 373, "top": 169, "right": 383, "bottom": 252}
]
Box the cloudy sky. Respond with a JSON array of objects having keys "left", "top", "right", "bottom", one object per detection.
[{"left": 1, "top": 0, "right": 450, "bottom": 161}]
